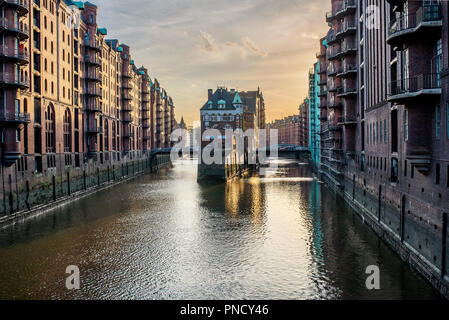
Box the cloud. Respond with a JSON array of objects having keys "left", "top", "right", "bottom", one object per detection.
[
  {"left": 241, "top": 36, "right": 268, "bottom": 57},
  {"left": 199, "top": 31, "right": 217, "bottom": 52}
]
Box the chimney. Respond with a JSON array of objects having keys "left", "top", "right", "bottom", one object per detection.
[{"left": 208, "top": 89, "right": 213, "bottom": 100}]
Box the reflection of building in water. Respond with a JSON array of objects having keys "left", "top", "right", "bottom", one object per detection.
[{"left": 198, "top": 87, "right": 266, "bottom": 182}]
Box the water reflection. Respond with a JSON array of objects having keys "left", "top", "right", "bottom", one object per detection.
[{"left": 0, "top": 159, "right": 441, "bottom": 300}]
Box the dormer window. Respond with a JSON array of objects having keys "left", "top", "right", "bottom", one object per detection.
[
  {"left": 208, "top": 101, "right": 213, "bottom": 109},
  {"left": 218, "top": 100, "right": 226, "bottom": 109}
]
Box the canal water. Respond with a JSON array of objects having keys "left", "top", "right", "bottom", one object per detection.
[{"left": 0, "top": 159, "right": 441, "bottom": 299}]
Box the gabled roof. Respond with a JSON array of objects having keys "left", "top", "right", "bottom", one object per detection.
[{"left": 201, "top": 88, "right": 236, "bottom": 111}]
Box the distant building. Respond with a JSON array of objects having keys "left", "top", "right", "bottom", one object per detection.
[
  {"left": 267, "top": 115, "right": 300, "bottom": 146},
  {"left": 299, "top": 99, "right": 309, "bottom": 148},
  {"left": 308, "top": 62, "right": 321, "bottom": 170},
  {"left": 199, "top": 87, "right": 266, "bottom": 180}
]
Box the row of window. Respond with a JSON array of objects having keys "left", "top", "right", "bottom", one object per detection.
[{"left": 368, "top": 119, "right": 388, "bottom": 145}]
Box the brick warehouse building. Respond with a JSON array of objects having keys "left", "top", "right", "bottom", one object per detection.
[
  {"left": 311, "top": 0, "right": 449, "bottom": 296},
  {"left": 0, "top": 0, "right": 176, "bottom": 215}
]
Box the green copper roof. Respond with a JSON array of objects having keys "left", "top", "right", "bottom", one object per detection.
[
  {"left": 98, "top": 28, "right": 107, "bottom": 35},
  {"left": 84, "top": 1, "right": 97, "bottom": 7},
  {"left": 233, "top": 91, "right": 242, "bottom": 104}
]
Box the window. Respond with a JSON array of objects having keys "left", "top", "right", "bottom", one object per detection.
[
  {"left": 404, "top": 109, "right": 408, "bottom": 141},
  {"left": 63, "top": 109, "right": 71, "bottom": 153},
  {"left": 391, "top": 158, "right": 398, "bottom": 183},
  {"left": 384, "top": 119, "right": 387, "bottom": 143},
  {"left": 45, "top": 104, "right": 55, "bottom": 153},
  {"left": 447, "top": 103, "right": 449, "bottom": 139},
  {"left": 436, "top": 105, "right": 441, "bottom": 139},
  {"left": 436, "top": 38, "right": 442, "bottom": 86},
  {"left": 380, "top": 121, "right": 383, "bottom": 143},
  {"left": 436, "top": 163, "right": 440, "bottom": 185}
]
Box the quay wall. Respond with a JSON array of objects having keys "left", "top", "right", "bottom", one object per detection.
[
  {"left": 0, "top": 153, "right": 172, "bottom": 228},
  {"left": 320, "top": 171, "right": 449, "bottom": 299}
]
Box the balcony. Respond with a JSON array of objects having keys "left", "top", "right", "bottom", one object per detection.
[
  {"left": 329, "top": 124, "right": 342, "bottom": 131},
  {"left": 123, "top": 132, "right": 134, "bottom": 138},
  {"left": 3, "top": 0, "right": 29, "bottom": 16},
  {"left": 337, "top": 43, "right": 356, "bottom": 58},
  {"left": 84, "top": 54, "right": 101, "bottom": 66},
  {"left": 84, "top": 88, "right": 101, "bottom": 97},
  {"left": 316, "top": 51, "right": 326, "bottom": 59},
  {"left": 328, "top": 84, "right": 342, "bottom": 93},
  {"left": 122, "top": 82, "right": 132, "bottom": 90},
  {"left": 387, "top": 5, "right": 442, "bottom": 46},
  {"left": 0, "top": 18, "right": 30, "bottom": 40},
  {"left": 84, "top": 72, "right": 102, "bottom": 83},
  {"left": 327, "top": 33, "right": 339, "bottom": 45},
  {"left": 122, "top": 114, "right": 133, "bottom": 123},
  {"left": 0, "top": 72, "right": 30, "bottom": 89},
  {"left": 84, "top": 39, "right": 102, "bottom": 52},
  {"left": 85, "top": 102, "right": 102, "bottom": 113},
  {"left": 122, "top": 93, "right": 132, "bottom": 100},
  {"left": 86, "top": 126, "right": 102, "bottom": 134},
  {"left": 318, "top": 90, "right": 327, "bottom": 97},
  {"left": 0, "top": 112, "right": 30, "bottom": 125},
  {"left": 337, "top": 86, "right": 357, "bottom": 97},
  {"left": 318, "top": 66, "right": 327, "bottom": 74},
  {"left": 122, "top": 105, "right": 132, "bottom": 112},
  {"left": 338, "top": 116, "right": 357, "bottom": 125},
  {"left": 336, "top": 21, "right": 357, "bottom": 38},
  {"left": 387, "top": 73, "right": 441, "bottom": 103},
  {"left": 327, "top": 67, "right": 338, "bottom": 77},
  {"left": 335, "top": 0, "right": 356, "bottom": 18},
  {"left": 328, "top": 101, "right": 343, "bottom": 109},
  {"left": 0, "top": 46, "right": 29, "bottom": 64},
  {"left": 336, "top": 64, "right": 357, "bottom": 78}
]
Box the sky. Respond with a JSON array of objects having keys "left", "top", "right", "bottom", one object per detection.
[{"left": 93, "top": 0, "right": 331, "bottom": 126}]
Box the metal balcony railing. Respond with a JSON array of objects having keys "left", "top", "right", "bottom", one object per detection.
[
  {"left": 85, "top": 102, "right": 101, "bottom": 112},
  {"left": 86, "top": 126, "right": 102, "bottom": 134},
  {"left": 0, "top": 18, "right": 30, "bottom": 39},
  {"left": 6, "top": 0, "right": 29, "bottom": 15},
  {"left": 389, "top": 5, "right": 442, "bottom": 37},
  {"left": 388, "top": 73, "right": 441, "bottom": 99},
  {"left": 84, "top": 39, "right": 102, "bottom": 51},
  {"left": 0, "top": 46, "right": 29, "bottom": 63},
  {"left": 0, "top": 72, "right": 30, "bottom": 87},
  {"left": 0, "top": 111, "right": 30, "bottom": 123},
  {"left": 84, "top": 54, "right": 101, "bottom": 66},
  {"left": 123, "top": 114, "right": 133, "bottom": 122},
  {"left": 85, "top": 72, "right": 102, "bottom": 82},
  {"left": 336, "top": 20, "right": 357, "bottom": 37}
]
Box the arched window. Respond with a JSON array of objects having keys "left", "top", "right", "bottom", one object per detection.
[
  {"left": 63, "top": 109, "right": 72, "bottom": 153},
  {"left": 45, "top": 104, "right": 55, "bottom": 153},
  {"left": 104, "top": 119, "right": 109, "bottom": 151},
  {"left": 112, "top": 121, "right": 116, "bottom": 151}
]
